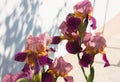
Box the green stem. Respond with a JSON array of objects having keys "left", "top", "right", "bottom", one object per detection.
[
  {"left": 81, "top": 67, "right": 88, "bottom": 81},
  {"left": 88, "top": 63, "right": 94, "bottom": 82},
  {"left": 77, "top": 53, "right": 88, "bottom": 82}
]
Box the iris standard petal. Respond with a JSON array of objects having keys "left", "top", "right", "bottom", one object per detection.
[
  {"left": 67, "top": 16, "right": 81, "bottom": 33},
  {"left": 74, "top": 0, "right": 93, "bottom": 16}
]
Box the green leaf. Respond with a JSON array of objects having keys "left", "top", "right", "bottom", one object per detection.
[
  {"left": 16, "top": 78, "right": 29, "bottom": 82},
  {"left": 88, "top": 66, "right": 94, "bottom": 82}
]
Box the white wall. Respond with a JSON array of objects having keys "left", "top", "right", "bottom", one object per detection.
[{"left": 0, "top": 0, "right": 120, "bottom": 81}]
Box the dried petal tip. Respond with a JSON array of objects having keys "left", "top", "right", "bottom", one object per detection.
[
  {"left": 102, "top": 54, "right": 110, "bottom": 67},
  {"left": 89, "top": 16, "right": 96, "bottom": 29}
]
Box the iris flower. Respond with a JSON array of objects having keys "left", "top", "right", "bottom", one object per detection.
[
  {"left": 74, "top": 0, "right": 93, "bottom": 18},
  {"left": 52, "top": 14, "right": 82, "bottom": 54},
  {"left": 48, "top": 56, "right": 73, "bottom": 82},
  {"left": 15, "top": 33, "right": 53, "bottom": 75},
  {"left": 59, "top": 14, "right": 81, "bottom": 39},
  {"left": 81, "top": 32, "right": 110, "bottom": 67}
]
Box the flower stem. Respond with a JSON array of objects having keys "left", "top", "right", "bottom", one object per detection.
[
  {"left": 88, "top": 63, "right": 94, "bottom": 82},
  {"left": 77, "top": 53, "right": 88, "bottom": 82},
  {"left": 81, "top": 67, "right": 88, "bottom": 81}
]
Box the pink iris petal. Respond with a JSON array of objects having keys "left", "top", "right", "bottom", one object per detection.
[
  {"left": 83, "top": 32, "right": 92, "bottom": 45},
  {"left": 102, "top": 54, "right": 110, "bottom": 67},
  {"left": 2, "top": 72, "right": 27, "bottom": 82},
  {"left": 25, "top": 33, "right": 51, "bottom": 53},
  {"left": 74, "top": 0, "right": 93, "bottom": 15},
  {"left": 84, "top": 32, "right": 106, "bottom": 52},
  {"left": 14, "top": 52, "right": 27, "bottom": 62},
  {"left": 39, "top": 33, "right": 52, "bottom": 46},
  {"left": 59, "top": 21, "right": 68, "bottom": 34},
  {"left": 66, "top": 41, "right": 82, "bottom": 54},
  {"left": 89, "top": 16, "right": 97, "bottom": 29},
  {"left": 2, "top": 73, "right": 14, "bottom": 82},
  {"left": 64, "top": 76, "right": 74, "bottom": 82},
  {"left": 50, "top": 56, "right": 73, "bottom": 76},
  {"left": 90, "top": 33, "right": 106, "bottom": 51}
]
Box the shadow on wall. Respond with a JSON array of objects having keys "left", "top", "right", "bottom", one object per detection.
[
  {"left": 0, "top": 0, "right": 42, "bottom": 80},
  {"left": 49, "top": 1, "right": 67, "bottom": 58},
  {"left": 0, "top": 0, "right": 67, "bottom": 81}
]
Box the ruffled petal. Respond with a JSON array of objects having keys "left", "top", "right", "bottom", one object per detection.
[
  {"left": 74, "top": 0, "right": 93, "bottom": 16},
  {"left": 50, "top": 56, "right": 73, "bottom": 76}
]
